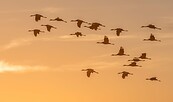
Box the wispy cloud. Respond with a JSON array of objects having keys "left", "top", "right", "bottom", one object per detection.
[
  {"left": 0, "top": 60, "right": 48, "bottom": 73},
  {"left": 2, "top": 38, "right": 33, "bottom": 50},
  {"left": 0, "top": 33, "right": 137, "bottom": 51}
]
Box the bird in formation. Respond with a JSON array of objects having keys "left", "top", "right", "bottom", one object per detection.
[
  {"left": 118, "top": 71, "right": 133, "bottom": 79},
  {"left": 124, "top": 62, "right": 142, "bottom": 67},
  {"left": 97, "top": 36, "right": 114, "bottom": 45},
  {"left": 70, "top": 32, "right": 86, "bottom": 37},
  {"left": 28, "top": 29, "right": 44, "bottom": 37},
  {"left": 41, "top": 24, "right": 57, "bottom": 32},
  {"left": 82, "top": 68, "right": 99, "bottom": 77},
  {"left": 112, "top": 47, "right": 129, "bottom": 56},
  {"left": 50, "top": 17, "right": 67, "bottom": 23},
  {"left": 143, "top": 34, "right": 161, "bottom": 42},
  {"left": 138, "top": 53, "right": 151, "bottom": 60},
  {"left": 111, "top": 28, "right": 128, "bottom": 36},
  {"left": 71, "top": 19, "right": 89, "bottom": 28},
  {"left": 141, "top": 24, "right": 161, "bottom": 30},
  {"left": 128, "top": 57, "right": 145, "bottom": 62},
  {"left": 30, "top": 14, "right": 47, "bottom": 22},
  {"left": 84, "top": 22, "right": 105, "bottom": 30},
  {"left": 146, "top": 77, "right": 161, "bottom": 82}
]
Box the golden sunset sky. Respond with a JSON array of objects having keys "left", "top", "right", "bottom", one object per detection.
[{"left": 0, "top": 0, "right": 173, "bottom": 102}]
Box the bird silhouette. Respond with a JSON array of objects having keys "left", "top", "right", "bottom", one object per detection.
[
  {"left": 143, "top": 34, "right": 161, "bottom": 42},
  {"left": 84, "top": 22, "right": 105, "bottom": 30},
  {"left": 70, "top": 32, "right": 86, "bottom": 37},
  {"left": 82, "top": 68, "right": 99, "bottom": 77},
  {"left": 71, "top": 19, "right": 89, "bottom": 28},
  {"left": 41, "top": 24, "right": 57, "bottom": 32},
  {"left": 30, "top": 14, "right": 47, "bottom": 22},
  {"left": 141, "top": 24, "right": 161, "bottom": 30},
  {"left": 111, "top": 28, "right": 128, "bottom": 36},
  {"left": 128, "top": 57, "right": 145, "bottom": 62},
  {"left": 97, "top": 36, "right": 114, "bottom": 45},
  {"left": 138, "top": 53, "right": 151, "bottom": 60},
  {"left": 118, "top": 71, "right": 133, "bottom": 79},
  {"left": 50, "top": 17, "right": 67, "bottom": 23},
  {"left": 112, "top": 47, "right": 129, "bottom": 56},
  {"left": 146, "top": 77, "right": 161, "bottom": 82},
  {"left": 28, "top": 29, "right": 44, "bottom": 37},
  {"left": 124, "top": 62, "right": 142, "bottom": 67}
]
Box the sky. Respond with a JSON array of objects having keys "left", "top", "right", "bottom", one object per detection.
[{"left": 0, "top": 0, "right": 173, "bottom": 102}]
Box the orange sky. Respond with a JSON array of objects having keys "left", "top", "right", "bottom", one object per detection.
[{"left": 0, "top": 0, "right": 173, "bottom": 102}]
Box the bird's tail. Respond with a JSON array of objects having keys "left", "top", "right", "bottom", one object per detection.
[
  {"left": 157, "top": 39, "right": 161, "bottom": 42},
  {"left": 143, "top": 39, "right": 149, "bottom": 41},
  {"left": 28, "top": 30, "right": 33, "bottom": 32},
  {"left": 84, "top": 26, "right": 90, "bottom": 28},
  {"left": 111, "top": 54, "right": 118, "bottom": 56},
  {"left": 156, "top": 28, "right": 161, "bottom": 30},
  {"left": 42, "top": 16, "right": 47, "bottom": 18},
  {"left": 81, "top": 69, "right": 86, "bottom": 71},
  {"left": 63, "top": 21, "right": 67, "bottom": 23},
  {"left": 96, "top": 42, "right": 102, "bottom": 44},
  {"left": 50, "top": 19, "right": 55, "bottom": 21},
  {"left": 158, "top": 80, "right": 161, "bottom": 82},
  {"left": 141, "top": 26, "right": 146, "bottom": 28}
]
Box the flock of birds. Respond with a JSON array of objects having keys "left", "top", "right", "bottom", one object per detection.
[{"left": 29, "top": 13, "right": 162, "bottom": 82}]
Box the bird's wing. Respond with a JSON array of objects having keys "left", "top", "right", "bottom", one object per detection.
[
  {"left": 122, "top": 74, "right": 126, "bottom": 79},
  {"left": 34, "top": 32, "right": 37, "bottom": 37},
  {"left": 116, "top": 30, "right": 121, "bottom": 36},
  {"left": 87, "top": 71, "right": 91, "bottom": 77},
  {"left": 77, "top": 22, "right": 82, "bottom": 28},
  {"left": 47, "top": 27, "right": 51, "bottom": 32},
  {"left": 35, "top": 16, "right": 40, "bottom": 22}
]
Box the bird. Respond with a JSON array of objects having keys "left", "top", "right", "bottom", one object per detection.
[
  {"left": 146, "top": 77, "right": 161, "bottom": 82},
  {"left": 70, "top": 32, "right": 86, "bottom": 37},
  {"left": 84, "top": 22, "right": 105, "bottom": 30},
  {"left": 30, "top": 14, "right": 47, "bottom": 22},
  {"left": 50, "top": 17, "right": 67, "bottom": 23},
  {"left": 28, "top": 29, "right": 44, "bottom": 37},
  {"left": 41, "top": 24, "right": 57, "bottom": 32},
  {"left": 138, "top": 53, "right": 151, "bottom": 60},
  {"left": 82, "top": 68, "right": 99, "bottom": 77},
  {"left": 111, "top": 28, "right": 128, "bottom": 36},
  {"left": 123, "top": 62, "right": 142, "bottom": 67},
  {"left": 141, "top": 24, "right": 161, "bottom": 30},
  {"left": 97, "top": 36, "right": 114, "bottom": 45},
  {"left": 112, "top": 47, "right": 129, "bottom": 56},
  {"left": 128, "top": 57, "right": 145, "bottom": 62},
  {"left": 118, "top": 71, "right": 133, "bottom": 79},
  {"left": 71, "top": 19, "right": 89, "bottom": 28},
  {"left": 143, "top": 34, "right": 161, "bottom": 42}
]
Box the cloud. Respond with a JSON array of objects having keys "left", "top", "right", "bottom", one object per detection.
[
  {"left": 0, "top": 60, "right": 48, "bottom": 73},
  {"left": 2, "top": 38, "right": 33, "bottom": 50},
  {"left": 0, "top": 33, "right": 137, "bottom": 51}
]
